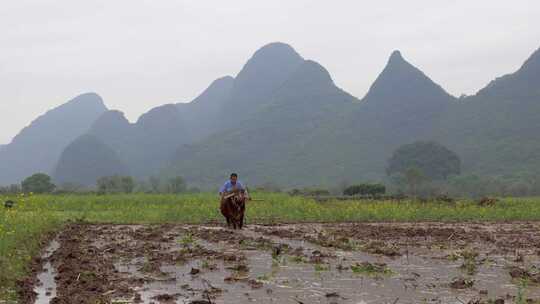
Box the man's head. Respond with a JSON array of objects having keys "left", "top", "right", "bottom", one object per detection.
[{"left": 230, "top": 173, "right": 238, "bottom": 184}]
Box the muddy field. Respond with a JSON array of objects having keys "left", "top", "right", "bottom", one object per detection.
[{"left": 21, "top": 222, "right": 540, "bottom": 304}]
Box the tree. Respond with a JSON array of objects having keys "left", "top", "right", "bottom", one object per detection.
[
  {"left": 97, "top": 175, "right": 134, "bottom": 194},
  {"left": 0, "top": 184, "right": 21, "bottom": 194},
  {"left": 343, "top": 183, "right": 386, "bottom": 196},
  {"left": 167, "top": 176, "right": 187, "bottom": 193},
  {"left": 404, "top": 167, "right": 425, "bottom": 199},
  {"left": 387, "top": 141, "right": 461, "bottom": 180},
  {"left": 21, "top": 173, "right": 56, "bottom": 193},
  {"left": 149, "top": 176, "right": 161, "bottom": 193},
  {"left": 120, "top": 176, "right": 135, "bottom": 193}
]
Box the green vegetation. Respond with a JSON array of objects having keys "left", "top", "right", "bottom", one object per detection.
[
  {"left": 1, "top": 193, "right": 540, "bottom": 300},
  {"left": 21, "top": 173, "right": 56, "bottom": 194},
  {"left": 314, "top": 263, "right": 330, "bottom": 271},
  {"left": 166, "top": 176, "right": 187, "bottom": 194},
  {"left": 179, "top": 233, "right": 196, "bottom": 246},
  {"left": 289, "top": 188, "right": 331, "bottom": 196},
  {"left": 350, "top": 262, "right": 392, "bottom": 276},
  {"left": 343, "top": 183, "right": 386, "bottom": 196},
  {"left": 97, "top": 175, "right": 135, "bottom": 194}
]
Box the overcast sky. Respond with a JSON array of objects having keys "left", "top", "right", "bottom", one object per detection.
[{"left": 1, "top": 1, "right": 540, "bottom": 144}]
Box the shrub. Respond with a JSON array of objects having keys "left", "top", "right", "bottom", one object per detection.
[{"left": 343, "top": 183, "right": 386, "bottom": 196}]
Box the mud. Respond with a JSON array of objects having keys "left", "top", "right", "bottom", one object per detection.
[{"left": 21, "top": 222, "right": 540, "bottom": 304}]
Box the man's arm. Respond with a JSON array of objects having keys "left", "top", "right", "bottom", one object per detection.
[{"left": 219, "top": 182, "right": 227, "bottom": 195}]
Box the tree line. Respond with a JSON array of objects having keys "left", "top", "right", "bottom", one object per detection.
[{"left": 0, "top": 173, "right": 196, "bottom": 195}]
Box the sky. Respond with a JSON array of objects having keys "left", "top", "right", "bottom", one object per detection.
[{"left": 1, "top": 1, "right": 540, "bottom": 144}]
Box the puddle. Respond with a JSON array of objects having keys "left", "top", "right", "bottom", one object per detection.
[{"left": 34, "top": 239, "right": 59, "bottom": 304}]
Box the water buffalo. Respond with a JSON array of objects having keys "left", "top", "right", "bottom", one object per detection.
[{"left": 220, "top": 190, "right": 247, "bottom": 229}]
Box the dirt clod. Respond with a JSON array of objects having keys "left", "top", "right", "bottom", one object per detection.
[{"left": 450, "top": 277, "right": 474, "bottom": 289}]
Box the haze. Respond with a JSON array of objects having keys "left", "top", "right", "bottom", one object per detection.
[{"left": 1, "top": 0, "right": 539, "bottom": 144}]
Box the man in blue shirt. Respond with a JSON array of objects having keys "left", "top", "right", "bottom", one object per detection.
[{"left": 219, "top": 173, "right": 246, "bottom": 195}]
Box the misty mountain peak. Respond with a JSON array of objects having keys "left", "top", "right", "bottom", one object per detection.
[
  {"left": 388, "top": 50, "right": 404, "bottom": 63},
  {"left": 477, "top": 45, "right": 540, "bottom": 98},
  {"left": 251, "top": 42, "right": 301, "bottom": 60},
  {"left": 94, "top": 110, "right": 129, "bottom": 123},
  {"left": 11, "top": 92, "right": 108, "bottom": 145},
  {"left": 90, "top": 110, "right": 131, "bottom": 134},
  {"left": 70, "top": 92, "right": 103, "bottom": 102},
  {"left": 189, "top": 76, "right": 234, "bottom": 106},
  {"left": 362, "top": 50, "right": 452, "bottom": 104},
  {"left": 137, "top": 104, "right": 180, "bottom": 124},
  {"left": 284, "top": 60, "right": 334, "bottom": 88},
  {"left": 63, "top": 92, "right": 107, "bottom": 112},
  {"left": 136, "top": 104, "right": 184, "bottom": 134},
  {"left": 520, "top": 46, "right": 540, "bottom": 72},
  {"left": 0, "top": 92, "right": 108, "bottom": 183},
  {"left": 232, "top": 42, "right": 304, "bottom": 98},
  {"left": 213, "top": 75, "right": 235, "bottom": 85}
]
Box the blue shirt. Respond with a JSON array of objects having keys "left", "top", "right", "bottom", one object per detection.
[{"left": 219, "top": 180, "right": 245, "bottom": 193}]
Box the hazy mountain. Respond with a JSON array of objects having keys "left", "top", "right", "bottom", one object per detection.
[
  {"left": 166, "top": 46, "right": 460, "bottom": 188},
  {"left": 217, "top": 42, "right": 305, "bottom": 129},
  {"left": 56, "top": 76, "right": 233, "bottom": 183},
  {"left": 167, "top": 57, "right": 359, "bottom": 187},
  {"left": 54, "top": 134, "right": 128, "bottom": 186},
  {"left": 476, "top": 46, "right": 540, "bottom": 100},
  {"left": 0, "top": 93, "right": 107, "bottom": 184},
  {"left": 323, "top": 50, "right": 458, "bottom": 181},
  {"left": 435, "top": 46, "right": 540, "bottom": 176},
  {"left": 56, "top": 42, "right": 306, "bottom": 184},
  {"left": 130, "top": 104, "right": 187, "bottom": 175},
  {"left": 80, "top": 104, "right": 188, "bottom": 178},
  {"left": 5, "top": 42, "right": 540, "bottom": 189},
  {"left": 88, "top": 110, "right": 132, "bottom": 144},
  {"left": 176, "top": 76, "right": 234, "bottom": 139},
  {"left": 357, "top": 50, "right": 455, "bottom": 134}
]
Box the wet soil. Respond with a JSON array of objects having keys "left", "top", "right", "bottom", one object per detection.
[{"left": 22, "top": 222, "right": 540, "bottom": 304}]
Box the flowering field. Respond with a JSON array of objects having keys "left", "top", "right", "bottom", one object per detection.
[{"left": 1, "top": 193, "right": 540, "bottom": 301}]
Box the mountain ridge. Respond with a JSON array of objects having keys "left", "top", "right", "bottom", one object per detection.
[
  {"left": 0, "top": 93, "right": 107, "bottom": 184},
  {"left": 3, "top": 42, "right": 540, "bottom": 188}
]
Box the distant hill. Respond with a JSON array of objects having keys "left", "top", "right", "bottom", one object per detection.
[
  {"left": 435, "top": 46, "right": 540, "bottom": 176},
  {"left": 55, "top": 104, "right": 189, "bottom": 185},
  {"left": 176, "top": 76, "right": 234, "bottom": 139},
  {"left": 166, "top": 55, "right": 359, "bottom": 187},
  {"left": 328, "top": 49, "right": 457, "bottom": 182},
  {"left": 0, "top": 93, "right": 107, "bottom": 184},
  {"left": 54, "top": 134, "right": 129, "bottom": 186},
  {"left": 223, "top": 43, "right": 304, "bottom": 113}
]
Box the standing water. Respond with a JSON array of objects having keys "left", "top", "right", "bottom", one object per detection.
[{"left": 34, "top": 239, "right": 59, "bottom": 304}]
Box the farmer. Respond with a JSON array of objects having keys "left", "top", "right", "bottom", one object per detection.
[
  {"left": 219, "top": 173, "right": 246, "bottom": 197},
  {"left": 219, "top": 173, "right": 250, "bottom": 229}
]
